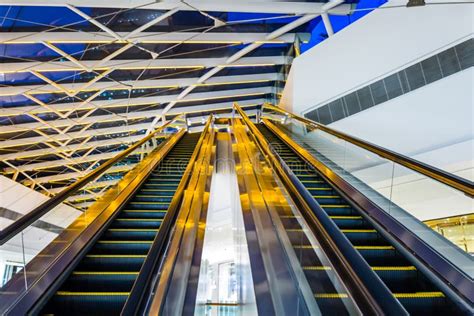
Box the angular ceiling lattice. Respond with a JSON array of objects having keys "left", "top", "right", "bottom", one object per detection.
[{"left": 0, "top": 1, "right": 347, "bottom": 209}]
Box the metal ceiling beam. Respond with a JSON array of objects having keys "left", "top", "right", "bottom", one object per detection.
[
  {"left": 22, "top": 163, "right": 135, "bottom": 185},
  {"left": 0, "top": 101, "right": 260, "bottom": 159},
  {"left": 11, "top": 107, "right": 261, "bottom": 174},
  {"left": 0, "top": 86, "right": 272, "bottom": 123},
  {"left": 153, "top": 12, "right": 320, "bottom": 127},
  {"left": 3, "top": 147, "right": 151, "bottom": 174},
  {"left": 0, "top": 122, "right": 150, "bottom": 149},
  {"left": 155, "top": 0, "right": 344, "bottom": 127},
  {"left": 0, "top": 135, "right": 143, "bottom": 161},
  {"left": 0, "top": 31, "right": 304, "bottom": 45},
  {"left": 3, "top": 1, "right": 353, "bottom": 15},
  {"left": 0, "top": 72, "right": 283, "bottom": 97},
  {"left": 321, "top": 13, "right": 335, "bottom": 36},
  {"left": 0, "top": 99, "right": 262, "bottom": 149},
  {"left": 0, "top": 55, "right": 289, "bottom": 75}
]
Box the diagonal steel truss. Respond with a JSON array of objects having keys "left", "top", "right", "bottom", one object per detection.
[{"left": 0, "top": 1, "right": 342, "bottom": 208}]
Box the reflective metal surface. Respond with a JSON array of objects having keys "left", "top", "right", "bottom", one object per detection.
[
  {"left": 0, "top": 128, "right": 186, "bottom": 315},
  {"left": 261, "top": 103, "right": 473, "bottom": 197},
  {"left": 147, "top": 117, "right": 215, "bottom": 315},
  {"left": 258, "top": 110, "right": 473, "bottom": 307},
  {"left": 194, "top": 132, "right": 258, "bottom": 316}
]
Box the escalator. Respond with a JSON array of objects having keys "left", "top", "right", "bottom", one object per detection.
[
  {"left": 40, "top": 132, "right": 201, "bottom": 315},
  {"left": 257, "top": 124, "right": 462, "bottom": 315}
]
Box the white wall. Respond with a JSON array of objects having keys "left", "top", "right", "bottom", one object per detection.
[
  {"left": 330, "top": 69, "right": 474, "bottom": 175},
  {"left": 278, "top": 1, "right": 473, "bottom": 221},
  {"left": 281, "top": 0, "right": 474, "bottom": 114}
]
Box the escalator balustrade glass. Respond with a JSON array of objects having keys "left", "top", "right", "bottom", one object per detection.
[
  {"left": 257, "top": 124, "right": 465, "bottom": 315},
  {"left": 40, "top": 133, "right": 201, "bottom": 315}
]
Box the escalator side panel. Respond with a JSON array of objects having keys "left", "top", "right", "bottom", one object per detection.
[{"left": 257, "top": 124, "right": 465, "bottom": 315}]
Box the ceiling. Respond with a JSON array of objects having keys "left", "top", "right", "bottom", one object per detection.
[{"left": 0, "top": 1, "right": 358, "bottom": 209}]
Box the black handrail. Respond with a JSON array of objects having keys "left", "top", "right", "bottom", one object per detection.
[
  {"left": 121, "top": 115, "right": 213, "bottom": 315},
  {"left": 235, "top": 104, "right": 408, "bottom": 315},
  {"left": 262, "top": 103, "right": 474, "bottom": 197},
  {"left": 0, "top": 115, "right": 182, "bottom": 246}
]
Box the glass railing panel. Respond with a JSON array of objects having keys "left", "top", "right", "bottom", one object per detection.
[
  {"left": 260, "top": 109, "right": 473, "bottom": 277},
  {"left": 0, "top": 124, "right": 181, "bottom": 310},
  {"left": 269, "top": 177, "right": 360, "bottom": 315}
]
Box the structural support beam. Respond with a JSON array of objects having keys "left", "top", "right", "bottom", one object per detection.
[
  {"left": 0, "top": 86, "right": 272, "bottom": 119},
  {"left": 41, "top": 41, "right": 91, "bottom": 72},
  {"left": 321, "top": 13, "right": 334, "bottom": 36},
  {"left": 0, "top": 100, "right": 262, "bottom": 162},
  {"left": 0, "top": 72, "right": 283, "bottom": 97},
  {"left": 0, "top": 31, "right": 304, "bottom": 45},
  {"left": 153, "top": 12, "right": 322, "bottom": 127},
  {"left": 0, "top": 55, "right": 289, "bottom": 75},
  {"left": 4, "top": 148, "right": 151, "bottom": 174},
  {"left": 3, "top": 1, "right": 354, "bottom": 15}
]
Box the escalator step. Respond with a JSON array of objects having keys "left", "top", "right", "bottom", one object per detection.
[
  {"left": 102, "top": 229, "right": 158, "bottom": 241},
  {"left": 342, "top": 229, "right": 387, "bottom": 246},
  {"left": 90, "top": 241, "right": 152, "bottom": 255},
  {"left": 41, "top": 132, "right": 201, "bottom": 315},
  {"left": 63, "top": 272, "right": 137, "bottom": 292},
  {"left": 110, "top": 219, "right": 162, "bottom": 229},
  {"left": 331, "top": 216, "right": 370, "bottom": 229},
  {"left": 120, "top": 210, "right": 167, "bottom": 219},
  {"left": 313, "top": 196, "right": 345, "bottom": 204},
  {"left": 45, "top": 292, "right": 129, "bottom": 315},
  {"left": 138, "top": 189, "right": 177, "bottom": 195},
  {"left": 132, "top": 195, "right": 173, "bottom": 202},
  {"left": 77, "top": 256, "right": 145, "bottom": 271},
  {"left": 127, "top": 202, "right": 170, "bottom": 210}
]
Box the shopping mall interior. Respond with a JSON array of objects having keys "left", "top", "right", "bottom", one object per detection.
[{"left": 0, "top": 0, "right": 472, "bottom": 315}]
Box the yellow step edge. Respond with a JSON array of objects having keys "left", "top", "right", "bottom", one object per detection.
[
  {"left": 140, "top": 189, "right": 176, "bottom": 192},
  {"left": 72, "top": 272, "right": 139, "bottom": 275},
  {"left": 303, "top": 266, "right": 332, "bottom": 271},
  {"left": 330, "top": 216, "right": 363, "bottom": 220},
  {"left": 293, "top": 245, "right": 318, "bottom": 249},
  {"left": 320, "top": 205, "right": 351, "bottom": 208},
  {"left": 56, "top": 292, "right": 130, "bottom": 296},
  {"left": 116, "top": 218, "right": 163, "bottom": 221},
  {"left": 314, "top": 196, "right": 340, "bottom": 199},
  {"left": 310, "top": 188, "right": 332, "bottom": 191},
  {"left": 86, "top": 255, "right": 147, "bottom": 258},
  {"left": 129, "top": 202, "right": 170, "bottom": 204},
  {"left": 123, "top": 210, "right": 167, "bottom": 213},
  {"left": 286, "top": 229, "right": 306, "bottom": 232},
  {"left": 301, "top": 180, "right": 324, "bottom": 183},
  {"left": 341, "top": 229, "right": 377, "bottom": 233},
  {"left": 314, "top": 293, "right": 349, "bottom": 299},
  {"left": 355, "top": 246, "right": 394, "bottom": 250},
  {"left": 146, "top": 181, "right": 180, "bottom": 183},
  {"left": 372, "top": 266, "right": 416, "bottom": 271},
  {"left": 135, "top": 195, "right": 173, "bottom": 198},
  {"left": 393, "top": 292, "right": 444, "bottom": 298},
  {"left": 97, "top": 240, "right": 153, "bottom": 244},
  {"left": 108, "top": 229, "right": 159, "bottom": 232}
]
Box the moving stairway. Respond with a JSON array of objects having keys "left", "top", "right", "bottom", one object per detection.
[
  {"left": 257, "top": 124, "right": 462, "bottom": 315},
  {"left": 40, "top": 133, "right": 201, "bottom": 315}
]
